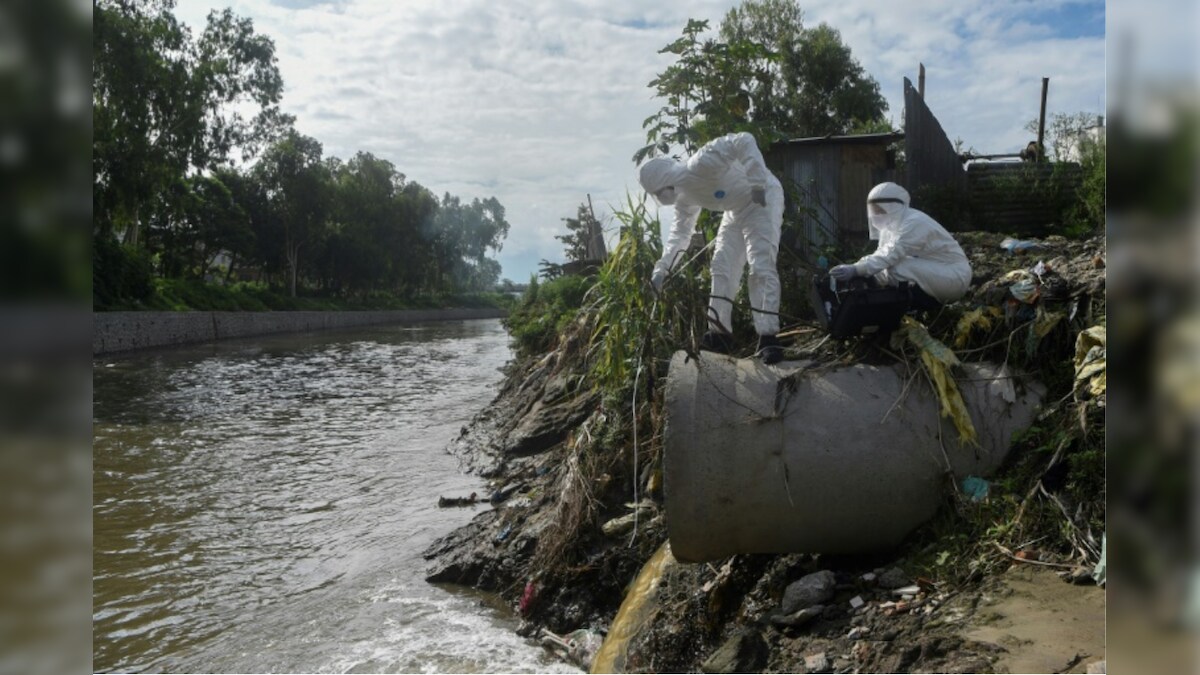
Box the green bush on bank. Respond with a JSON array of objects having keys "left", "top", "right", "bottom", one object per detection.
[{"left": 503, "top": 274, "right": 594, "bottom": 358}]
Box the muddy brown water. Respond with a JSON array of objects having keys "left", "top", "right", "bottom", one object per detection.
[{"left": 93, "top": 319, "right": 579, "bottom": 674}]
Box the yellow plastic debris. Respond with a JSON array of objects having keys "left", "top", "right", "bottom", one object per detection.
[
  {"left": 591, "top": 541, "right": 675, "bottom": 673},
  {"left": 897, "top": 317, "right": 979, "bottom": 447},
  {"left": 953, "top": 306, "right": 1003, "bottom": 348},
  {"left": 1073, "top": 325, "right": 1106, "bottom": 398}
]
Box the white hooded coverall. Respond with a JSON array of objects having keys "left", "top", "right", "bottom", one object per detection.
[
  {"left": 639, "top": 132, "right": 785, "bottom": 336},
  {"left": 855, "top": 182, "right": 971, "bottom": 304}
]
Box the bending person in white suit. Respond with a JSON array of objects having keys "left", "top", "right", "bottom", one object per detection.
[{"left": 638, "top": 132, "right": 786, "bottom": 364}]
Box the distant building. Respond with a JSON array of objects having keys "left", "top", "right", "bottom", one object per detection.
[{"left": 766, "top": 132, "right": 903, "bottom": 256}]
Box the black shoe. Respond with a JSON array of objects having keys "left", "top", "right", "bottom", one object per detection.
[
  {"left": 757, "top": 334, "right": 784, "bottom": 364},
  {"left": 699, "top": 330, "right": 734, "bottom": 354}
]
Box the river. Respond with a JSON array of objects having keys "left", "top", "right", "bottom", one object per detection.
[{"left": 93, "top": 319, "right": 579, "bottom": 674}]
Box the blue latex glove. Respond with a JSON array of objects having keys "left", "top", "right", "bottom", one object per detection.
[{"left": 830, "top": 264, "right": 857, "bottom": 281}]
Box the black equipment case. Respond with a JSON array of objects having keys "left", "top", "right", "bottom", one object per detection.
[{"left": 810, "top": 274, "right": 913, "bottom": 339}]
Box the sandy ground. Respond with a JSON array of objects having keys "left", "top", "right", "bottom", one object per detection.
[{"left": 965, "top": 566, "right": 1105, "bottom": 674}]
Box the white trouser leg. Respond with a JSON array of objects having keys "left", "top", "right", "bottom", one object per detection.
[
  {"left": 741, "top": 184, "right": 784, "bottom": 336},
  {"left": 708, "top": 212, "right": 745, "bottom": 334}
]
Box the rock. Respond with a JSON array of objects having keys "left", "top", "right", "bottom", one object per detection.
[
  {"left": 423, "top": 510, "right": 506, "bottom": 587},
  {"left": 770, "top": 604, "right": 824, "bottom": 627},
  {"left": 782, "top": 570, "right": 836, "bottom": 614},
  {"left": 506, "top": 397, "right": 592, "bottom": 456},
  {"left": 700, "top": 628, "right": 768, "bottom": 674},
  {"left": 803, "top": 651, "right": 830, "bottom": 673},
  {"left": 1086, "top": 660, "right": 1105, "bottom": 674},
  {"left": 877, "top": 567, "right": 910, "bottom": 589}
]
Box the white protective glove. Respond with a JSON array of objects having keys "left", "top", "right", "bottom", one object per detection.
[
  {"left": 829, "top": 264, "right": 857, "bottom": 282},
  {"left": 751, "top": 186, "right": 766, "bottom": 207},
  {"left": 651, "top": 269, "right": 667, "bottom": 294}
]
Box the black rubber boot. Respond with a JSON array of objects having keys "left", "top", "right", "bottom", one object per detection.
[
  {"left": 699, "top": 330, "right": 734, "bottom": 354},
  {"left": 757, "top": 334, "right": 784, "bottom": 364}
]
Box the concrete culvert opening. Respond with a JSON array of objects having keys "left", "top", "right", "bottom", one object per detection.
[{"left": 662, "top": 351, "right": 1045, "bottom": 563}]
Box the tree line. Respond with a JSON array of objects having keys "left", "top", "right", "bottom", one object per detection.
[{"left": 93, "top": 0, "right": 509, "bottom": 307}]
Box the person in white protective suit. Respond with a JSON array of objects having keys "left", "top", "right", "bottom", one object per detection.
[
  {"left": 829, "top": 182, "right": 971, "bottom": 309},
  {"left": 638, "top": 132, "right": 786, "bottom": 364}
]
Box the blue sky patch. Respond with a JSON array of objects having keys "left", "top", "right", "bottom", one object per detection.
[{"left": 1034, "top": 1, "right": 1105, "bottom": 39}]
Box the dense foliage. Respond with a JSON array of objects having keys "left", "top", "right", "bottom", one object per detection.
[{"left": 94, "top": 0, "right": 509, "bottom": 308}]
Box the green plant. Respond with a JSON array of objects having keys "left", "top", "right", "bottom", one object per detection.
[{"left": 503, "top": 274, "right": 593, "bottom": 359}]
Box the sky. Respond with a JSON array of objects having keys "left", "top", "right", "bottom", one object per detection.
[{"left": 172, "top": 0, "right": 1106, "bottom": 283}]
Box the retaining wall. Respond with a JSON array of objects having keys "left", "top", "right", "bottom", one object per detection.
[{"left": 94, "top": 308, "right": 507, "bottom": 356}]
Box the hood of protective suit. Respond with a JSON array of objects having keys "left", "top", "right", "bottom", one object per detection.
[
  {"left": 866, "top": 182, "right": 910, "bottom": 240},
  {"left": 639, "top": 157, "right": 687, "bottom": 205}
]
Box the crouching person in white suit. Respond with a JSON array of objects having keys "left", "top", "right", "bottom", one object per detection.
[{"left": 829, "top": 181, "right": 972, "bottom": 310}]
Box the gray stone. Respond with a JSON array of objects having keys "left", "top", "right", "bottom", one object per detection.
[
  {"left": 700, "top": 628, "right": 768, "bottom": 674},
  {"left": 877, "top": 567, "right": 910, "bottom": 589},
  {"left": 770, "top": 604, "right": 824, "bottom": 627},
  {"left": 782, "top": 570, "right": 836, "bottom": 614},
  {"left": 803, "top": 651, "right": 829, "bottom": 673}
]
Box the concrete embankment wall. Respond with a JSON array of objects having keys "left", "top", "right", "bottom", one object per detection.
[{"left": 93, "top": 308, "right": 507, "bottom": 356}]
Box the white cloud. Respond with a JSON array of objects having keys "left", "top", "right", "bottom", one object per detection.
[{"left": 173, "top": 0, "right": 1104, "bottom": 281}]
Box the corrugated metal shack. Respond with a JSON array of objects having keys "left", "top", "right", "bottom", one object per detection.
[{"left": 766, "top": 132, "right": 901, "bottom": 257}]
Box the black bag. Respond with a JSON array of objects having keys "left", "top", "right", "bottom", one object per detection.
[{"left": 810, "top": 274, "right": 912, "bottom": 339}]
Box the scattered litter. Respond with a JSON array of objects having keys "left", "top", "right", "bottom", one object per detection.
[
  {"left": 438, "top": 492, "right": 478, "bottom": 508},
  {"left": 1000, "top": 237, "right": 1045, "bottom": 254},
  {"left": 519, "top": 580, "right": 537, "bottom": 615},
  {"left": 1092, "top": 534, "right": 1106, "bottom": 587},
  {"left": 849, "top": 595, "right": 865, "bottom": 609},
  {"left": 1009, "top": 276, "right": 1040, "bottom": 304},
  {"left": 893, "top": 317, "right": 978, "bottom": 446},
  {"left": 1074, "top": 325, "right": 1107, "bottom": 400},
  {"left": 494, "top": 523, "right": 513, "bottom": 543},
  {"left": 860, "top": 572, "right": 877, "bottom": 583},
  {"left": 803, "top": 652, "right": 829, "bottom": 674},
  {"left": 961, "top": 476, "right": 990, "bottom": 501},
  {"left": 847, "top": 625, "right": 870, "bottom": 640},
  {"left": 891, "top": 585, "right": 921, "bottom": 596}
]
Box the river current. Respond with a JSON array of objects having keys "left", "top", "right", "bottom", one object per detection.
[{"left": 93, "top": 319, "right": 578, "bottom": 673}]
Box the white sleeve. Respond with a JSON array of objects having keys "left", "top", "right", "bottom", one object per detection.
[
  {"left": 655, "top": 202, "right": 701, "bottom": 276},
  {"left": 854, "top": 217, "right": 922, "bottom": 277}
]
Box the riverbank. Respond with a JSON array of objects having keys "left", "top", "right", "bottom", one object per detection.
[
  {"left": 92, "top": 308, "right": 508, "bottom": 355},
  {"left": 421, "top": 229, "right": 1106, "bottom": 672}
]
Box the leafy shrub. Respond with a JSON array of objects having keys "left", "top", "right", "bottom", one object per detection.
[{"left": 504, "top": 274, "right": 594, "bottom": 358}]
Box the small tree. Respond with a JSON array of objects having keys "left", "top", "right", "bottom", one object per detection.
[{"left": 556, "top": 203, "right": 601, "bottom": 263}]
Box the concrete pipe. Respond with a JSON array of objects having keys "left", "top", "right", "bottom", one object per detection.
[{"left": 662, "top": 351, "right": 1044, "bottom": 563}]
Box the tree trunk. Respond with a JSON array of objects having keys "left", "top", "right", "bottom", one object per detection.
[{"left": 286, "top": 242, "right": 301, "bottom": 298}]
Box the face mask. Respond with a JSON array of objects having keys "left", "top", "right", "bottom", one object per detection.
[
  {"left": 655, "top": 186, "right": 677, "bottom": 206},
  {"left": 867, "top": 202, "right": 904, "bottom": 239}
]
